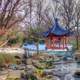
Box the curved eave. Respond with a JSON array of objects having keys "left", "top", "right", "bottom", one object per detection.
[
  {"left": 42, "top": 18, "right": 74, "bottom": 37},
  {"left": 43, "top": 30, "right": 73, "bottom": 37}
]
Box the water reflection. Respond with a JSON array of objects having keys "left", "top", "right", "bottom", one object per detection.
[
  {"left": 54, "top": 62, "right": 80, "bottom": 80},
  {"left": 65, "top": 74, "right": 74, "bottom": 80}
]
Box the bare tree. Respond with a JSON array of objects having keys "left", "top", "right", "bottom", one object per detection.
[
  {"left": 0, "top": 0, "right": 28, "bottom": 46},
  {"left": 58, "top": 0, "right": 75, "bottom": 29},
  {"left": 0, "top": 0, "right": 28, "bottom": 34},
  {"left": 41, "top": 0, "right": 60, "bottom": 29},
  {"left": 36, "top": 0, "right": 43, "bottom": 28},
  {"left": 74, "top": 0, "right": 80, "bottom": 49},
  {"left": 57, "top": 0, "right": 80, "bottom": 49}
]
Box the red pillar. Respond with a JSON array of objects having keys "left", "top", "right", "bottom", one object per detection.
[
  {"left": 63, "top": 37, "right": 64, "bottom": 49},
  {"left": 64, "top": 36, "right": 67, "bottom": 48}
]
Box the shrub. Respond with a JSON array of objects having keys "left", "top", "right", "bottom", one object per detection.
[{"left": 0, "top": 54, "right": 16, "bottom": 68}]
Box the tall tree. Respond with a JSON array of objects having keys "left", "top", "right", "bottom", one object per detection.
[
  {"left": 0, "top": 0, "right": 28, "bottom": 34},
  {"left": 57, "top": 0, "right": 75, "bottom": 29},
  {"left": 74, "top": 0, "right": 80, "bottom": 49},
  {"left": 0, "top": 0, "right": 28, "bottom": 46}
]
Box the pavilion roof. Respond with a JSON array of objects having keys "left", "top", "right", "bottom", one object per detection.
[{"left": 43, "top": 18, "right": 73, "bottom": 37}]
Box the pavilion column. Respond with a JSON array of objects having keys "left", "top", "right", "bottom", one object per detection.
[
  {"left": 52, "top": 37, "right": 54, "bottom": 49},
  {"left": 66, "top": 37, "right": 69, "bottom": 48},
  {"left": 64, "top": 36, "right": 67, "bottom": 48},
  {"left": 59, "top": 38, "right": 61, "bottom": 49},
  {"left": 66, "top": 37, "right": 69, "bottom": 45},
  {"left": 47, "top": 38, "right": 51, "bottom": 49},
  {"left": 63, "top": 37, "right": 65, "bottom": 49},
  {"left": 63, "top": 36, "right": 66, "bottom": 49}
]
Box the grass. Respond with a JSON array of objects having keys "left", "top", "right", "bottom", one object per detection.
[{"left": 0, "top": 53, "right": 17, "bottom": 67}]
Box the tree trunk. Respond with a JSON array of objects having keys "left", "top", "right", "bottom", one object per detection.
[
  {"left": 76, "top": 36, "right": 79, "bottom": 50},
  {"left": 76, "top": 25, "right": 79, "bottom": 50},
  {"left": 35, "top": 42, "right": 39, "bottom": 55},
  {"left": 76, "top": 35, "right": 79, "bottom": 50}
]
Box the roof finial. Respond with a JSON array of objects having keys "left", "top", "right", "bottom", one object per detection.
[{"left": 54, "top": 18, "right": 59, "bottom": 23}]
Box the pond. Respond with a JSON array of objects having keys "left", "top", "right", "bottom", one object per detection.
[
  {"left": 23, "top": 44, "right": 46, "bottom": 51},
  {"left": 23, "top": 43, "right": 74, "bottom": 56},
  {"left": 54, "top": 61, "right": 80, "bottom": 80}
]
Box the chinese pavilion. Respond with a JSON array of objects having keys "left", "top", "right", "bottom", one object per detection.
[{"left": 43, "top": 18, "right": 73, "bottom": 49}]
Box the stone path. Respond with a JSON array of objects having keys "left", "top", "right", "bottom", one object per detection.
[
  {"left": 0, "top": 48, "right": 24, "bottom": 54},
  {"left": 0, "top": 69, "right": 21, "bottom": 80},
  {"left": 0, "top": 75, "right": 7, "bottom": 80}
]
